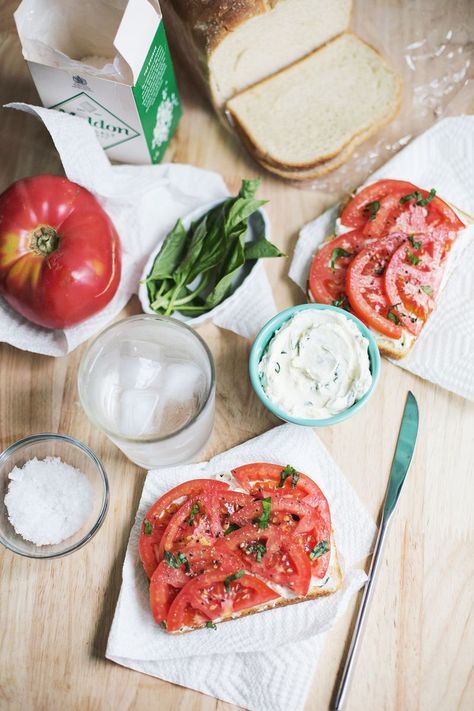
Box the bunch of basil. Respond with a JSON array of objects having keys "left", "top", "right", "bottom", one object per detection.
[{"left": 145, "top": 179, "right": 284, "bottom": 316}]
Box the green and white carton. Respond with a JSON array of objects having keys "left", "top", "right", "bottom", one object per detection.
[{"left": 14, "top": 0, "right": 182, "bottom": 164}]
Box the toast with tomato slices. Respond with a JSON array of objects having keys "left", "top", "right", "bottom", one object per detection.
[
  {"left": 138, "top": 464, "right": 342, "bottom": 634},
  {"left": 307, "top": 179, "right": 474, "bottom": 359}
]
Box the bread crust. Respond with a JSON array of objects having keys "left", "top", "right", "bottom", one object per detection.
[
  {"left": 166, "top": 537, "right": 343, "bottom": 634},
  {"left": 226, "top": 32, "right": 402, "bottom": 172}
]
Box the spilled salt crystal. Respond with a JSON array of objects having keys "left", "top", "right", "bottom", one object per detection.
[{"left": 4, "top": 456, "right": 93, "bottom": 546}]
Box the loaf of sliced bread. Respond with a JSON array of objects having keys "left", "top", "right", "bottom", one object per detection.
[
  {"left": 227, "top": 33, "right": 402, "bottom": 175},
  {"left": 160, "top": 0, "right": 352, "bottom": 110}
]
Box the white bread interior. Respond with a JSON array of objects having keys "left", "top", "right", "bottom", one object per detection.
[
  {"left": 226, "top": 33, "right": 402, "bottom": 172},
  {"left": 209, "top": 0, "right": 352, "bottom": 107}
]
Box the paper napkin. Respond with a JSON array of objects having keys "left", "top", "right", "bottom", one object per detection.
[
  {"left": 289, "top": 116, "right": 474, "bottom": 402},
  {"left": 106, "top": 424, "right": 376, "bottom": 711},
  {"left": 0, "top": 104, "right": 277, "bottom": 356}
]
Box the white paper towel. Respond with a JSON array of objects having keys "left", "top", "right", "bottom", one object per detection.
[
  {"left": 289, "top": 116, "right": 474, "bottom": 402},
  {"left": 1, "top": 103, "right": 277, "bottom": 355},
  {"left": 106, "top": 424, "right": 376, "bottom": 711}
]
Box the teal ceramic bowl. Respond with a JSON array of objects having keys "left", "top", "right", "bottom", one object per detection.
[{"left": 249, "top": 303, "right": 380, "bottom": 427}]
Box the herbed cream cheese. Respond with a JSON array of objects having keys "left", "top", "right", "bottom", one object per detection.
[{"left": 258, "top": 310, "right": 372, "bottom": 420}]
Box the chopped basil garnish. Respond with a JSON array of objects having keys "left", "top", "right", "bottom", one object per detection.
[
  {"left": 257, "top": 497, "right": 272, "bottom": 529},
  {"left": 408, "top": 234, "right": 422, "bottom": 250},
  {"left": 387, "top": 304, "right": 403, "bottom": 325},
  {"left": 309, "top": 540, "right": 330, "bottom": 560},
  {"left": 164, "top": 551, "right": 191, "bottom": 573},
  {"left": 331, "top": 296, "right": 351, "bottom": 311},
  {"left": 224, "top": 569, "right": 245, "bottom": 592},
  {"left": 406, "top": 249, "right": 421, "bottom": 266},
  {"left": 143, "top": 519, "right": 152, "bottom": 535},
  {"left": 224, "top": 523, "right": 240, "bottom": 536},
  {"left": 421, "top": 284, "right": 433, "bottom": 296},
  {"left": 247, "top": 542, "right": 267, "bottom": 563},
  {"left": 186, "top": 502, "right": 200, "bottom": 526},
  {"left": 275, "top": 362, "right": 281, "bottom": 373},
  {"left": 400, "top": 188, "right": 436, "bottom": 207},
  {"left": 374, "top": 265, "right": 385, "bottom": 276},
  {"left": 206, "top": 621, "right": 217, "bottom": 630},
  {"left": 329, "top": 247, "right": 352, "bottom": 272},
  {"left": 277, "top": 464, "right": 299, "bottom": 489},
  {"left": 364, "top": 199, "right": 381, "bottom": 220}
]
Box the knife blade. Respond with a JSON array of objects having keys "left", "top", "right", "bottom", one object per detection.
[{"left": 333, "top": 391, "right": 419, "bottom": 710}]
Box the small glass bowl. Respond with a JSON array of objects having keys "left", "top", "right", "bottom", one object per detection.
[{"left": 0, "top": 433, "right": 109, "bottom": 559}]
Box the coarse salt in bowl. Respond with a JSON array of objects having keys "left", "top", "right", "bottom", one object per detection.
[{"left": 0, "top": 433, "right": 109, "bottom": 559}]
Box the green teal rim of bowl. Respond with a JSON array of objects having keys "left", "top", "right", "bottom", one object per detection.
[{"left": 249, "top": 303, "right": 381, "bottom": 427}]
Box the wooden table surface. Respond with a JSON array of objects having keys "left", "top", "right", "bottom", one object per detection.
[{"left": 0, "top": 2, "right": 473, "bottom": 710}]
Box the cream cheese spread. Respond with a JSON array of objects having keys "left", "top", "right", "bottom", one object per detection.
[{"left": 258, "top": 310, "right": 372, "bottom": 420}]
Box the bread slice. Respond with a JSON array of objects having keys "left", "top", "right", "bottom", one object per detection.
[
  {"left": 226, "top": 33, "right": 402, "bottom": 175},
  {"left": 160, "top": 0, "right": 352, "bottom": 111},
  {"left": 307, "top": 205, "right": 474, "bottom": 359},
  {"left": 170, "top": 532, "right": 342, "bottom": 634}
]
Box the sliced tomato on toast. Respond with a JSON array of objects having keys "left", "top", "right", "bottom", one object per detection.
[{"left": 165, "top": 569, "right": 279, "bottom": 632}]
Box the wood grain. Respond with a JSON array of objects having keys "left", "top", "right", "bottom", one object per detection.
[{"left": 0, "top": 2, "right": 473, "bottom": 711}]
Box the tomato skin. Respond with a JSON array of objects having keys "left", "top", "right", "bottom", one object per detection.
[
  {"left": 346, "top": 232, "right": 408, "bottom": 339},
  {"left": 308, "top": 229, "right": 373, "bottom": 305},
  {"left": 0, "top": 175, "right": 122, "bottom": 329},
  {"left": 139, "top": 479, "right": 229, "bottom": 578},
  {"left": 341, "top": 180, "right": 418, "bottom": 229},
  {"left": 166, "top": 569, "right": 279, "bottom": 632},
  {"left": 231, "top": 462, "right": 328, "bottom": 508}
]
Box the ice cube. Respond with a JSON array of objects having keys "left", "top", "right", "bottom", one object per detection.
[
  {"left": 119, "top": 341, "right": 164, "bottom": 390},
  {"left": 118, "top": 388, "right": 161, "bottom": 438},
  {"left": 163, "top": 361, "right": 205, "bottom": 403}
]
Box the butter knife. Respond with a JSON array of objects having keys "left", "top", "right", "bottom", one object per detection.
[{"left": 334, "top": 390, "right": 419, "bottom": 710}]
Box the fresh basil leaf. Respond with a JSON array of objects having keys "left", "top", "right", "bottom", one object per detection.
[
  {"left": 309, "top": 540, "right": 330, "bottom": 560},
  {"left": 421, "top": 284, "right": 434, "bottom": 296},
  {"left": 146, "top": 219, "right": 188, "bottom": 281},
  {"left": 238, "top": 178, "right": 261, "bottom": 200},
  {"left": 224, "top": 523, "right": 240, "bottom": 536},
  {"left": 418, "top": 188, "right": 436, "bottom": 206},
  {"left": 205, "top": 621, "right": 217, "bottom": 630},
  {"left": 387, "top": 304, "right": 403, "bottom": 325},
  {"left": 330, "top": 247, "right": 352, "bottom": 272},
  {"left": 364, "top": 200, "right": 380, "bottom": 220},
  {"left": 331, "top": 296, "right": 351, "bottom": 311},
  {"left": 277, "top": 464, "right": 299, "bottom": 488},
  {"left": 257, "top": 497, "right": 272, "bottom": 529},
  {"left": 143, "top": 519, "right": 152, "bottom": 535},
  {"left": 247, "top": 542, "right": 267, "bottom": 563},
  {"left": 225, "top": 197, "right": 267, "bottom": 234},
  {"left": 406, "top": 249, "right": 421, "bottom": 266},
  {"left": 408, "top": 234, "right": 422, "bottom": 250},
  {"left": 224, "top": 569, "right": 245, "bottom": 592},
  {"left": 244, "top": 239, "right": 286, "bottom": 260},
  {"left": 400, "top": 189, "right": 436, "bottom": 207},
  {"left": 164, "top": 551, "right": 190, "bottom": 573},
  {"left": 204, "top": 225, "right": 246, "bottom": 307},
  {"left": 186, "top": 502, "right": 200, "bottom": 526}
]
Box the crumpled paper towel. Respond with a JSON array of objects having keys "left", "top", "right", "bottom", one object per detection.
[
  {"left": 106, "top": 424, "right": 376, "bottom": 711},
  {"left": 1, "top": 103, "right": 277, "bottom": 356},
  {"left": 289, "top": 116, "right": 474, "bottom": 402}
]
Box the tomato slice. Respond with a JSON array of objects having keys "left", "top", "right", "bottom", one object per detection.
[
  {"left": 231, "top": 463, "right": 326, "bottom": 508},
  {"left": 229, "top": 493, "right": 318, "bottom": 534},
  {"left": 340, "top": 179, "right": 464, "bottom": 235},
  {"left": 308, "top": 229, "right": 373, "bottom": 305},
  {"left": 139, "top": 479, "right": 229, "bottom": 578},
  {"left": 346, "top": 232, "right": 408, "bottom": 339},
  {"left": 166, "top": 569, "right": 279, "bottom": 632},
  {"left": 149, "top": 545, "right": 242, "bottom": 623},
  {"left": 219, "top": 525, "right": 312, "bottom": 595},
  {"left": 384, "top": 230, "right": 451, "bottom": 335}
]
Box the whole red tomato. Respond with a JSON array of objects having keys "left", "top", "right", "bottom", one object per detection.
[{"left": 0, "top": 175, "right": 121, "bottom": 329}]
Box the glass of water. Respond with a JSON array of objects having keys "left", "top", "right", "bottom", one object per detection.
[{"left": 77, "top": 315, "right": 215, "bottom": 469}]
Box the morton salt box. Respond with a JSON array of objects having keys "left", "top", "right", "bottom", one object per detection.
[{"left": 15, "top": 0, "right": 182, "bottom": 164}]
